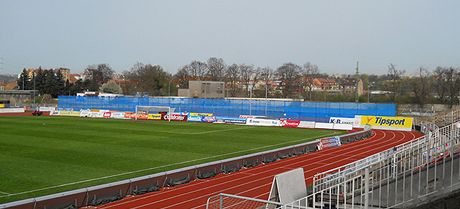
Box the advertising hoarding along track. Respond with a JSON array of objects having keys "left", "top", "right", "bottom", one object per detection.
[
  {"left": 162, "top": 113, "right": 188, "bottom": 122},
  {"left": 360, "top": 115, "right": 413, "bottom": 131}
]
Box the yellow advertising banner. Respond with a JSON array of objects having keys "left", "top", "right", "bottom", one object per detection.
[
  {"left": 0, "top": 104, "right": 4, "bottom": 108},
  {"left": 189, "top": 112, "right": 213, "bottom": 117},
  {"left": 360, "top": 115, "right": 413, "bottom": 130},
  {"left": 59, "top": 111, "right": 81, "bottom": 117},
  {"left": 148, "top": 114, "right": 162, "bottom": 120}
]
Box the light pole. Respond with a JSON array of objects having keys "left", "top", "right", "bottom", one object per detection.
[
  {"left": 367, "top": 82, "right": 370, "bottom": 103},
  {"left": 168, "top": 79, "right": 171, "bottom": 97},
  {"left": 249, "top": 84, "right": 253, "bottom": 115},
  {"left": 265, "top": 81, "right": 268, "bottom": 116},
  {"left": 33, "top": 73, "right": 36, "bottom": 107}
]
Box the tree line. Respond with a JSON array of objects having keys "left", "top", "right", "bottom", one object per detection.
[{"left": 14, "top": 58, "right": 460, "bottom": 106}]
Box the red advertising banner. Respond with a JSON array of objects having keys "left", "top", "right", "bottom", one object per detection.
[
  {"left": 162, "top": 113, "right": 188, "bottom": 121},
  {"left": 103, "top": 111, "right": 112, "bottom": 118},
  {"left": 124, "top": 112, "right": 148, "bottom": 120},
  {"left": 137, "top": 113, "right": 149, "bottom": 120},
  {"left": 281, "top": 119, "right": 301, "bottom": 128},
  {"left": 124, "top": 112, "right": 135, "bottom": 119}
]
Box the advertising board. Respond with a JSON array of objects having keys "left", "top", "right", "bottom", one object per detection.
[
  {"left": 187, "top": 115, "right": 203, "bottom": 122},
  {"left": 315, "top": 122, "right": 334, "bottom": 129},
  {"left": 0, "top": 108, "right": 25, "bottom": 113},
  {"left": 147, "top": 114, "right": 162, "bottom": 120},
  {"left": 124, "top": 112, "right": 148, "bottom": 120},
  {"left": 329, "top": 117, "right": 355, "bottom": 125},
  {"left": 298, "top": 121, "right": 315, "bottom": 128},
  {"left": 58, "top": 110, "right": 81, "bottom": 117},
  {"left": 38, "top": 107, "right": 56, "bottom": 112},
  {"left": 80, "top": 109, "right": 90, "bottom": 117},
  {"left": 201, "top": 116, "right": 217, "bottom": 123},
  {"left": 103, "top": 111, "right": 112, "bottom": 118},
  {"left": 246, "top": 118, "right": 281, "bottom": 127},
  {"left": 360, "top": 115, "right": 413, "bottom": 131},
  {"left": 317, "top": 136, "right": 342, "bottom": 150},
  {"left": 215, "top": 117, "right": 247, "bottom": 124},
  {"left": 111, "top": 112, "right": 126, "bottom": 119},
  {"left": 162, "top": 113, "right": 188, "bottom": 121},
  {"left": 239, "top": 115, "right": 256, "bottom": 119},
  {"left": 280, "top": 119, "right": 301, "bottom": 128},
  {"left": 189, "top": 112, "right": 213, "bottom": 117}
]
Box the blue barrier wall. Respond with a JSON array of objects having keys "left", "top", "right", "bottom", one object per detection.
[{"left": 58, "top": 96, "right": 397, "bottom": 121}]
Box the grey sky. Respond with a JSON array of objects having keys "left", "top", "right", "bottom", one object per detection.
[{"left": 1, "top": 0, "right": 459, "bottom": 75}]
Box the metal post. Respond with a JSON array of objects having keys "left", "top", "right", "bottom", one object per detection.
[
  {"left": 364, "top": 168, "right": 369, "bottom": 209},
  {"left": 33, "top": 74, "right": 36, "bottom": 107},
  {"left": 219, "top": 194, "right": 223, "bottom": 209},
  {"left": 265, "top": 83, "right": 268, "bottom": 116},
  {"left": 168, "top": 80, "right": 171, "bottom": 97},
  {"left": 249, "top": 85, "right": 252, "bottom": 115}
]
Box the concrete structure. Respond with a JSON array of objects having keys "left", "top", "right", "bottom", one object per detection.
[
  {"left": 357, "top": 79, "right": 364, "bottom": 96},
  {"left": 0, "top": 90, "right": 38, "bottom": 105},
  {"left": 178, "top": 81, "right": 225, "bottom": 98}
]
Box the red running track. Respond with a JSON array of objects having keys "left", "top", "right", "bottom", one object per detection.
[{"left": 95, "top": 130, "right": 423, "bottom": 209}]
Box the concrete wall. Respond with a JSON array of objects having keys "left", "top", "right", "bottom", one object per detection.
[
  {"left": 0, "top": 90, "right": 38, "bottom": 106},
  {"left": 188, "top": 81, "right": 225, "bottom": 98},
  {"left": 177, "top": 89, "right": 189, "bottom": 97}
]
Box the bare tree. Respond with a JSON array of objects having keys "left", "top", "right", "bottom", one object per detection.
[
  {"left": 225, "top": 64, "right": 240, "bottom": 97},
  {"left": 447, "top": 67, "right": 460, "bottom": 107},
  {"left": 302, "top": 62, "right": 320, "bottom": 100},
  {"left": 276, "top": 63, "right": 301, "bottom": 98},
  {"left": 432, "top": 67, "right": 460, "bottom": 106},
  {"left": 174, "top": 65, "right": 191, "bottom": 88},
  {"left": 412, "top": 67, "right": 431, "bottom": 106},
  {"left": 238, "top": 64, "right": 255, "bottom": 97},
  {"left": 207, "top": 57, "right": 226, "bottom": 81},
  {"left": 188, "top": 60, "right": 208, "bottom": 80},
  {"left": 258, "top": 67, "right": 274, "bottom": 98},
  {"left": 387, "top": 64, "right": 405, "bottom": 101}
]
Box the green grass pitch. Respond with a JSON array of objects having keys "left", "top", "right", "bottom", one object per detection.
[{"left": 0, "top": 116, "right": 344, "bottom": 203}]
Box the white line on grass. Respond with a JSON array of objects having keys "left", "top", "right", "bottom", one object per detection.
[
  {"left": 186, "top": 126, "right": 255, "bottom": 135},
  {"left": 0, "top": 191, "right": 11, "bottom": 195},
  {"left": 0, "top": 131, "right": 341, "bottom": 198},
  {"left": 151, "top": 126, "right": 255, "bottom": 135}
]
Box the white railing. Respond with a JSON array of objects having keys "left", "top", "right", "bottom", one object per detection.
[
  {"left": 285, "top": 109, "right": 460, "bottom": 209},
  {"left": 206, "top": 193, "right": 285, "bottom": 209}
]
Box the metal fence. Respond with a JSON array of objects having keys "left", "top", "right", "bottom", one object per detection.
[
  {"left": 57, "top": 96, "right": 397, "bottom": 121},
  {"left": 283, "top": 110, "right": 460, "bottom": 209}
]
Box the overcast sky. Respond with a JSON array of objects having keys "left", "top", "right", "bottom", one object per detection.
[{"left": 1, "top": 0, "right": 459, "bottom": 75}]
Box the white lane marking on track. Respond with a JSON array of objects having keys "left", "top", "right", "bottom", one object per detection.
[
  {"left": 0, "top": 131, "right": 340, "bottom": 198},
  {"left": 111, "top": 130, "right": 401, "bottom": 209}
]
